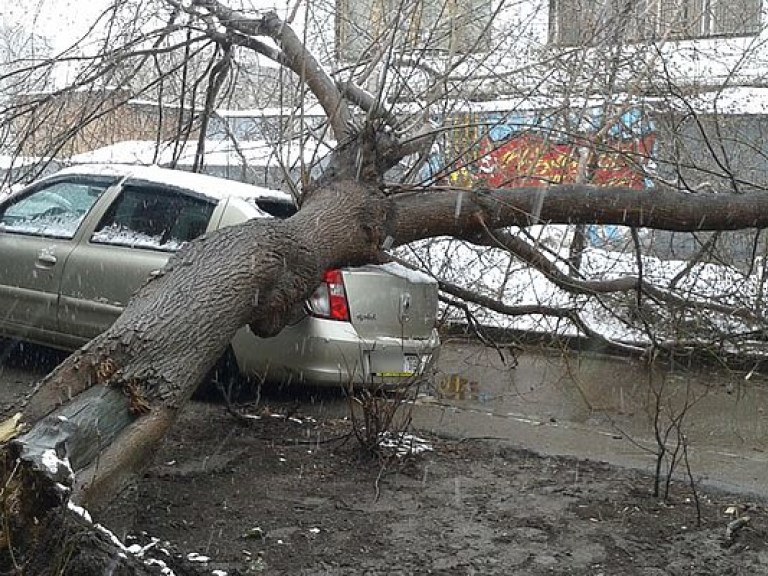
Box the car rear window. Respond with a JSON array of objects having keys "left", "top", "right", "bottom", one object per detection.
[{"left": 92, "top": 184, "right": 215, "bottom": 251}]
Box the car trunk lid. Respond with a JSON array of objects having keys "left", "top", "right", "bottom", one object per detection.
[{"left": 341, "top": 262, "right": 438, "bottom": 340}]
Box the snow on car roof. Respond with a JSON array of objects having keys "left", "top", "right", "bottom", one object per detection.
[{"left": 53, "top": 164, "right": 292, "bottom": 203}]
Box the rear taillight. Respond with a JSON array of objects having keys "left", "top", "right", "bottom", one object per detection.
[{"left": 308, "top": 268, "right": 350, "bottom": 321}]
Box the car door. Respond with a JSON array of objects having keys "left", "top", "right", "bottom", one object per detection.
[
  {"left": 58, "top": 182, "right": 217, "bottom": 340},
  {"left": 0, "top": 177, "right": 113, "bottom": 342}
]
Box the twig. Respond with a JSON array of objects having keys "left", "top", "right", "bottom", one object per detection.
[{"left": 682, "top": 435, "right": 702, "bottom": 526}]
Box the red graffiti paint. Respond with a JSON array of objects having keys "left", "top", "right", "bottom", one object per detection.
[{"left": 471, "top": 132, "right": 656, "bottom": 189}]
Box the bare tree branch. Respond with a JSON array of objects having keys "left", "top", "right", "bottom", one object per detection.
[
  {"left": 476, "top": 228, "right": 758, "bottom": 322},
  {"left": 391, "top": 185, "right": 768, "bottom": 246},
  {"left": 189, "top": 0, "right": 352, "bottom": 138}
]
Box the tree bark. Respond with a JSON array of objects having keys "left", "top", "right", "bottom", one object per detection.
[{"left": 390, "top": 185, "right": 768, "bottom": 245}]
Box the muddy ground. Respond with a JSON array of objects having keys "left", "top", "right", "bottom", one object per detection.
[
  {"left": 2, "top": 344, "right": 768, "bottom": 575},
  {"left": 119, "top": 400, "right": 768, "bottom": 576}
]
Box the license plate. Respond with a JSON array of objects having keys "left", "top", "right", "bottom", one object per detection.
[{"left": 371, "top": 353, "right": 425, "bottom": 378}]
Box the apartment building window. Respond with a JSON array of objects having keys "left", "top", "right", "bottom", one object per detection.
[
  {"left": 336, "top": 0, "right": 492, "bottom": 61},
  {"left": 550, "top": 0, "right": 762, "bottom": 45}
]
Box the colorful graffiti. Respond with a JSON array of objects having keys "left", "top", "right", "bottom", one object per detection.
[
  {"left": 475, "top": 130, "right": 654, "bottom": 188},
  {"left": 430, "top": 107, "right": 656, "bottom": 191}
]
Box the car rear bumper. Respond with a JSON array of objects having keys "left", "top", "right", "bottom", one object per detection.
[{"left": 231, "top": 316, "right": 440, "bottom": 388}]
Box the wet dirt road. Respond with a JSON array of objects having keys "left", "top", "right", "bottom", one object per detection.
[
  {"left": 419, "top": 337, "right": 768, "bottom": 498},
  {"left": 0, "top": 342, "right": 64, "bottom": 415},
  {"left": 2, "top": 336, "right": 768, "bottom": 497}
]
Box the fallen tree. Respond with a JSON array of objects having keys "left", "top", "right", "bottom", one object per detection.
[
  {"left": 6, "top": 161, "right": 768, "bottom": 574},
  {"left": 3, "top": 2, "right": 768, "bottom": 574}
]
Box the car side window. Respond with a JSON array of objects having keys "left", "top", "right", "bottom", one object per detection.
[
  {"left": 91, "top": 184, "right": 215, "bottom": 251},
  {"left": 0, "top": 181, "right": 108, "bottom": 239}
]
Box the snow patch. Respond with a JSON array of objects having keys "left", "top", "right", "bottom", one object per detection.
[
  {"left": 40, "top": 449, "right": 73, "bottom": 478},
  {"left": 0, "top": 212, "right": 85, "bottom": 238},
  {"left": 144, "top": 558, "right": 175, "bottom": 575},
  {"left": 377, "top": 262, "right": 437, "bottom": 285},
  {"left": 67, "top": 500, "right": 92, "bottom": 523},
  {"left": 92, "top": 223, "right": 185, "bottom": 251},
  {"left": 67, "top": 501, "right": 182, "bottom": 575},
  {"left": 378, "top": 432, "right": 433, "bottom": 456},
  {"left": 186, "top": 552, "right": 210, "bottom": 563}
]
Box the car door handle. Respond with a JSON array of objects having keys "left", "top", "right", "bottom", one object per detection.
[{"left": 36, "top": 253, "right": 57, "bottom": 266}]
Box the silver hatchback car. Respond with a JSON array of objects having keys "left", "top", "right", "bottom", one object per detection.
[{"left": 0, "top": 164, "right": 440, "bottom": 388}]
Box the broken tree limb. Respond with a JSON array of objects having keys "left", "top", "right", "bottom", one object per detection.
[{"left": 390, "top": 184, "right": 768, "bottom": 246}]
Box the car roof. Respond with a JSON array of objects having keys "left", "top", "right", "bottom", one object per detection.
[{"left": 52, "top": 164, "right": 293, "bottom": 204}]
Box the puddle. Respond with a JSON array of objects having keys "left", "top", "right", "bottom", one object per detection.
[
  {"left": 277, "top": 339, "right": 768, "bottom": 495},
  {"left": 433, "top": 340, "right": 768, "bottom": 455},
  {"left": 263, "top": 338, "right": 768, "bottom": 475}
]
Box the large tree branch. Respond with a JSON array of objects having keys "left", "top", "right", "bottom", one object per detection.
[
  {"left": 435, "top": 266, "right": 644, "bottom": 355},
  {"left": 389, "top": 186, "right": 763, "bottom": 331},
  {"left": 337, "top": 80, "right": 400, "bottom": 127},
  {"left": 390, "top": 185, "right": 768, "bottom": 245},
  {"left": 438, "top": 275, "right": 578, "bottom": 319}
]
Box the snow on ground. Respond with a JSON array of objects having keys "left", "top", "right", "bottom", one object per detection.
[
  {"left": 399, "top": 227, "right": 764, "bottom": 346},
  {"left": 378, "top": 432, "right": 433, "bottom": 456}
]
